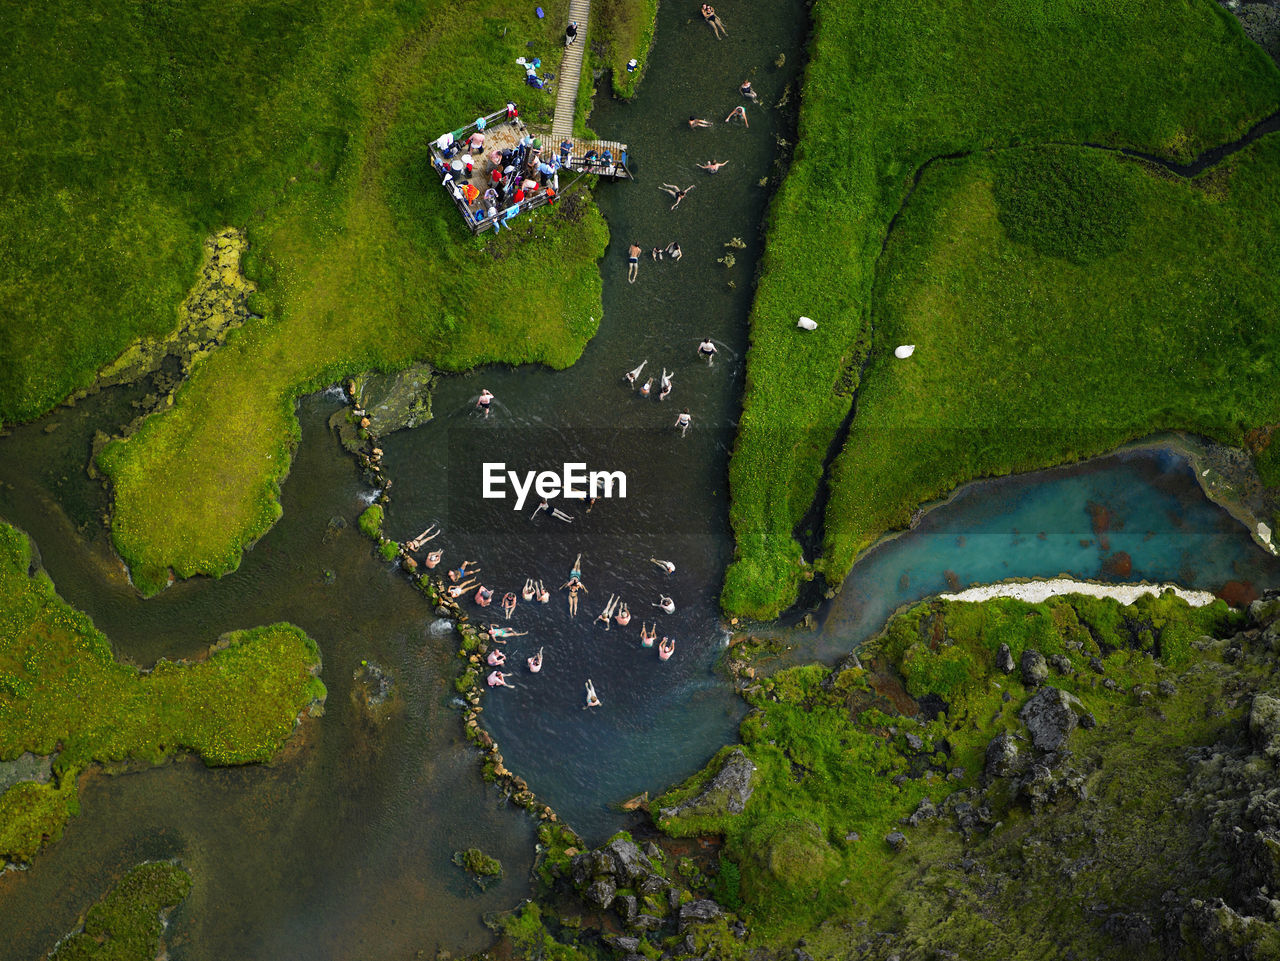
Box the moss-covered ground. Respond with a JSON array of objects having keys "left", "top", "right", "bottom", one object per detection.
[
  {"left": 722, "top": 0, "right": 1280, "bottom": 618},
  {"left": 820, "top": 137, "right": 1280, "bottom": 580},
  {"left": 652, "top": 591, "right": 1269, "bottom": 955},
  {"left": 1, "top": 0, "right": 608, "bottom": 594},
  {"left": 0, "top": 522, "right": 325, "bottom": 864},
  {"left": 587, "top": 0, "right": 659, "bottom": 100},
  {"left": 47, "top": 861, "right": 192, "bottom": 961}
]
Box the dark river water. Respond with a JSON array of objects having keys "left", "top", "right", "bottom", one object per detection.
[{"left": 3, "top": 2, "right": 1280, "bottom": 958}]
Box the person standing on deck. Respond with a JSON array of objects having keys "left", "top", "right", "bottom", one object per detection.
[{"left": 560, "top": 139, "right": 573, "bottom": 166}]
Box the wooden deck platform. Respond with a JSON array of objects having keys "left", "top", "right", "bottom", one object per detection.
[{"left": 556, "top": 137, "right": 633, "bottom": 179}]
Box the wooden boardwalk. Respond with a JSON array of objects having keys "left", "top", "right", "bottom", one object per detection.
[{"left": 552, "top": 0, "right": 591, "bottom": 140}]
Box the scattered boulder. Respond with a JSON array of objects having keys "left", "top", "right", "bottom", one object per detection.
[
  {"left": 996, "top": 643, "right": 1015, "bottom": 673},
  {"left": 637, "top": 874, "right": 667, "bottom": 896},
  {"left": 659, "top": 748, "right": 756, "bottom": 820},
  {"left": 985, "top": 732, "right": 1021, "bottom": 778},
  {"left": 1021, "top": 649, "right": 1049, "bottom": 687},
  {"left": 885, "top": 831, "right": 908, "bottom": 851},
  {"left": 1089, "top": 656, "right": 1105, "bottom": 674},
  {"left": 905, "top": 732, "right": 924, "bottom": 751},
  {"left": 679, "top": 900, "right": 724, "bottom": 926},
  {"left": 605, "top": 838, "right": 655, "bottom": 881},
  {"left": 1080, "top": 712, "right": 1097, "bottom": 730},
  {"left": 606, "top": 935, "right": 640, "bottom": 953},
  {"left": 1157, "top": 679, "right": 1177, "bottom": 697},
  {"left": 1020, "top": 686, "right": 1083, "bottom": 751},
  {"left": 585, "top": 877, "right": 617, "bottom": 910},
  {"left": 630, "top": 914, "right": 664, "bottom": 932},
  {"left": 904, "top": 797, "right": 937, "bottom": 826},
  {"left": 1048, "top": 654, "right": 1075, "bottom": 676}
]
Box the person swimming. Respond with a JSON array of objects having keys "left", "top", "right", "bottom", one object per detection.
[
  {"left": 584, "top": 678, "right": 601, "bottom": 708},
  {"left": 659, "top": 369, "right": 672, "bottom": 401},
  {"left": 665, "top": 241, "right": 682, "bottom": 260},
  {"left": 595, "top": 593, "right": 619, "bottom": 629},
  {"left": 697, "top": 160, "right": 728, "bottom": 173},
  {"left": 650, "top": 557, "right": 676, "bottom": 574},
  {"left": 476, "top": 389, "right": 495, "bottom": 417},
  {"left": 502, "top": 592, "right": 517, "bottom": 619},
  {"left": 475, "top": 585, "right": 494, "bottom": 607},
  {"left": 654, "top": 594, "right": 676, "bottom": 614},
  {"left": 486, "top": 625, "right": 528, "bottom": 640},
  {"left": 688, "top": 116, "right": 713, "bottom": 128},
  {"left": 527, "top": 647, "right": 544, "bottom": 673},
  {"left": 640, "top": 377, "right": 652, "bottom": 398},
  {"left": 561, "top": 576, "right": 587, "bottom": 616},
  {"left": 406, "top": 523, "right": 441, "bottom": 552},
  {"left": 488, "top": 670, "right": 515, "bottom": 688},
  {"left": 675, "top": 408, "right": 692, "bottom": 436},
  {"left": 640, "top": 622, "right": 657, "bottom": 648},
  {"left": 658, "top": 636, "right": 676, "bottom": 661},
  {"left": 486, "top": 648, "right": 506, "bottom": 666},
  {"left": 627, "top": 243, "right": 641, "bottom": 283},
  {"left": 615, "top": 601, "right": 631, "bottom": 627},
  {"left": 537, "top": 580, "right": 550, "bottom": 603},
  {"left": 424, "top": 549, "right": 443, "bottom": 568},
  {"left": 449, "top": 560, "right": 479, "bottom": 583},
  {"left": 522, "top": 578, "right": 536, "bottom": 601},
  {"left": 625, "top": 360, "right": 647, "bottom": 385},
  {"left": 698, "top": 337, "right": 718, "bottom": 364},
  {"left": 739, "top": 79, "right": 758, "bottom": 101},
  {"left": 725, "top": 105, "right": 749, "bottom": 127},
  {"left": 659, "top": 183, "right": 694, "bottom": 210},
  {"left": 568, "top": 553, "right": 583, "bottom": 582}
]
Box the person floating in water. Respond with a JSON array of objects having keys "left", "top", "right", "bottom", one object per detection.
[
  {"left": 665, "top": 241, "right": 682, "bottom": 260},
  {"left": 658, "top": 636, "right": 676, "bottom": 660},
  {"left": 595, "top": 593, "right": 619, "bottom": 629},
  {"left": 406, "top": 523, "right": 441, "bottom": 552},
  {"left": 584, "top": 679, "right": 601, "bottom": 708},
  {"left": 487, "top": 624, "right": 528, "bottom": 640},
  {"left": 615, "top": 601, "right": 631, "bottom": 627},
  {"left": 475, "top": 585, "right": 494, "bottom": 607},
  {"left": 551, "top": 507, "right": 574, "bottom": 523},
  {"left": 424, "top": 549, "right": 443, "bottom": 569},
  {"left": 502, "top": 592, "right": 517, "bottom": 619},
  {"left": 488, "top": 670, "right": 515, "bottom": 688},
  {"left": 701, "top": 3, "right": 727, "bottom": 38},
  {"left": 447, "top": 578, "right": 477, "bottom": 599},
  {"left": 651, "top": 246, "right": 662, "bottom": 261},
  {"left": 486, "top": 648, "right": 506, "bottom": 667},
  {"left": 676, "top": 408, "right": 692, "bottom": 436},
  {"left": 476, "top": 389, "right": 495, "bottom": 417},
  {"left": 449, "top": 560, "right": 479, "bottom": 583},
  {"left": 659, "top": 369, "right": 672, "bottom": 401},
  {"left": 561, "top": 577, "right": 587, "bottom": 617},
  {"left": 640, "top": 622, "right": 657, "bottom": 647},
  {"left": 698, "top": 337, "right": 717, "bottom": 364},
  {"left": 527, "top": 647, "right": 544, "bottom": 673},
  {"left": 532, "top": 497, "right": 549, "bottom": 520},
  {"left": 654, "top": 594, "right": 676, "bottom": 614},
  {"left": 521, "top": 578, "right": 536, "bottom": 601},
  {"left": 625, "top": 360, "right": 647, "bottom": 386},
  {"left": 650, "top": 557, "right": 676, "bottom": 574},
  {"left": 688, "top": 116, "right": 712, "bottom": 128},
  {"left": 628, "top": 243, "right": 641, "bottom": 283},
  {"left": 659, "top": 183, "right": 694, "bottom": 210},
  {"left": 697, "top": 160, "right": 728, "bottom": 174},
  {"left": 640, "top": 376, "right": 652, "bottom": 398},
  {"left": 537, "top": 580, "right": 550, "bottom": 603},
  {"left": 725, "top": 105, "right": 749, "bottom": 127},
  {"left": 739, "top": 79, "right": 758, "bottom": 101}
]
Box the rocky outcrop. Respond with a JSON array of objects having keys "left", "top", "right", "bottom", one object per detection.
[
  {"left": 1019, "top": 686, "right": 1083, "bottom": 751},
  {"left": 984, "top": 732, "right": 1021, "bottom": 778},
  {"left": 1248, "top": 692, "right": 1280, "bottom": 760},
  {"left": 659, "top": 748, "right": 756, "bottom": 820}
]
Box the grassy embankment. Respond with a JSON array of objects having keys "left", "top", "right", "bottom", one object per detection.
[
  {"left": 0, "top": 522, "right": 325, "bottom": 864},
  {"left": 587, "top": 0, "right": 659, "bottom": 100},
  {"left": 656, "top": 592, "right": 1254, "bottom": 954},
  {"left": 821, "top": 137, "right": 1280, "bottom": 579},
  {"left": 47, "top": 861, "right": 192, "bottom": 961},
  {"left": 0, "top": 0, "right": 609, "bottom": 595},
  {"left": 722, "top": 0, "right": 1280, "bottom": 618}
]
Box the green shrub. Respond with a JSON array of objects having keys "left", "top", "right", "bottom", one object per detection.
[{"left": 357, "top": 504, "right": 384, "bottom": 540}]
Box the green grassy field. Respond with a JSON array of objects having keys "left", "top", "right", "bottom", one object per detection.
[
  {"left": 0, "top": 523, "right": 325, "bottom": 864},
  {"left": 722, "top": 0, "right": 1280, "bottom": 618},
  {"left": 657, "top": 593, "right": 1244, "bottom": 948},
  {"left": 588, "top": 0, "right": 659, "bottom": 100},
  {"left": 18, "top": 0, "right": 613, "bottom": 594},
  {"left": 818, "top": 138, "right": 1280, "bottom": 579}
]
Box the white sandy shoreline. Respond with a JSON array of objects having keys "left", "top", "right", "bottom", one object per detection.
[{"left": 939, "top": 577, "right": 1218, "bottom": 607}]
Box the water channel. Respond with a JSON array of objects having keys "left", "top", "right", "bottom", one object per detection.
[{"left": 3, "top": 1, "right": 1280, "bottom": 958}]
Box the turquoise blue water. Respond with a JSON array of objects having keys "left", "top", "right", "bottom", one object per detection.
[{"left": 805, "top": 444, "right": 1280, "bottom": 664}]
